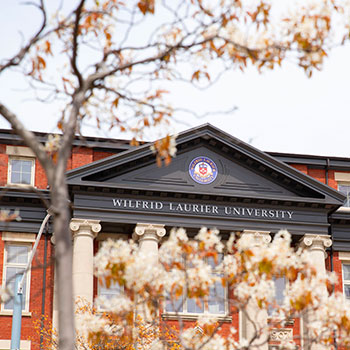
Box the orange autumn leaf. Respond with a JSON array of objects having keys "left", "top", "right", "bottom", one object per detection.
[
  {"left": 138, "top": 0, "right": 155, "bottom": 15},
  {"left": 44, "top": 41, "right": 52, "bottom": 55}
]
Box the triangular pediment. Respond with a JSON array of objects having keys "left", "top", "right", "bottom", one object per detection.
[{"left": 67, "top": 124, "right": 344, "bottom": 206}]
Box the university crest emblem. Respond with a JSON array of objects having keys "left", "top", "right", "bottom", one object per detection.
[{"left": 189, "top": 156, "right": 218, "bottom": 184}]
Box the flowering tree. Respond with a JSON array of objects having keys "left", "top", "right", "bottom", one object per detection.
[
  {"left": 1, "top": 1, "right": 350, "bottom": 349},
  {"left": 33, "top": 306, "right": 180, "bottom": 350},
  {"left": 81, "top": 228, "right": 350, "bottom": 350}
]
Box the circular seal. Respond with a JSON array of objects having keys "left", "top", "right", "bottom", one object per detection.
[{"left": 189, "top": 156, "right": 218, "bottom": 184}]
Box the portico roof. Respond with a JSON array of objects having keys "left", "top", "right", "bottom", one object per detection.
[{"left": 67, "top": 123, "right": 344, "bottom": 207}]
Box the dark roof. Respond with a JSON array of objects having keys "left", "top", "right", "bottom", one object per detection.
[
  {"left": 268, "top": 152, "right": 350, "bottom": 170},
  {"left": 66, "top": 123, "right": 345, "bottom": 206},
  {"left": 0, "top": 128, "right": 131, "bottom": 151},
  {"left": 0, "top": 127, "right": 350, "bottom": 169}
]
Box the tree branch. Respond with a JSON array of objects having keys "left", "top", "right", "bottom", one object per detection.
[
  {"left": 71, "top": 0, "right": 86, "bottom": 88},
  {"left": 0, "top": 0, "right": 47, "bottom": 74},
  {"left": 87, "top": 35, "right": 220, "bottom": 88}
]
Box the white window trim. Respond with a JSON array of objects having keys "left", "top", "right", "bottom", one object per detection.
[
  {"left": 342, "top": 263, "right": 350, "bottom": 300},
  {"left": 7, "top": 156, "right": 35, "bottom": 187},
  {"left": 2, "top": 232, "right": 36, "bottom": 243},
  {"left": 338, "top": 182, "right": 350, "bottom": 206},
  {"left": 337, "top": 253, "right": 350, "bottom": 299},
  {"left": 6, "top": 146, "right": 35, "bottom": 158},
  {"left": 335, "top": 172, "right": 350, "bottom": 209},
  {"left": 0, "top": 339, "right": 31, "bottom": 350},
  {"left": 1, "top": 242, "right": 32, "bottom": 314},
  {"left": 335, "top": 172, "right": 350, "bottom": 183}
]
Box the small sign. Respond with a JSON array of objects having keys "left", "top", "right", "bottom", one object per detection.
[{"left": 189, "top": 156, "right": 218, "bottom": 184}]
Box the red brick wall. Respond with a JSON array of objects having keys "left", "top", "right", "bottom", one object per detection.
[
  {"left": 0, "top": 234, "right": 54, "bottom": 349},
  {"left": 93, "top": 151, "right": 115, "bottom": 162},
  {"left": 332, "top": 252, "right": 344, "bottom": 294},
  {"left": 290, "top": 164, "right": 339, "bottom": 190},
  {"left": 0, "top": 144, "right": 117, "bottom": 189},
  {"left": 72, "top": 147, "right": 93, "bottom": 170},
  {"left": 290, "top": 164, "right": 308, "bottom": 175},
  {"left": 0, "top": 145, "right": 8, "bottom": 187},
  {"left": 34, "top": 160, "right": 47, "bottom": 189},
  {"left": 307, "top": 168, "right": 326, "bottom": 184},
  {"left": 327, "top": 169, "right": 337, "bottom": 190}
]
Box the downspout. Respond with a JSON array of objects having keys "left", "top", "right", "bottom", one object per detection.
[
  {"left": 325, "top": 157, "right": 338, "bottom": 349},
  {"left": 39, "top": 224, "right": 49, "bottom": 350},
  {"left": 329, "top": 216, "right": 338, "bottom": 350},
  {"left": 325, "top": 157, "right": 330, "bottom": 186}
]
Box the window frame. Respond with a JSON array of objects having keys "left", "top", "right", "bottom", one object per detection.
[
  {"left": 342, "top": 263, "right": 350, "bottom": 300},
  {"left": 1, "top": 243, "right": 32, "bottom": 313},
  {"left": 164, "top": 254, "right": 228, "bottom": 317},
  {"left": 97, "top": 279, "right": 124, "bottom": 304},
  {"left": 7, "top": 156, "right": 35, "bottom": 187},
  {"left": 338, "top": 182, "right": 350, "bottom": 208}
]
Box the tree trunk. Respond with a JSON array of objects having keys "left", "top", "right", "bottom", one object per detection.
[{"left": 51, "top": 178, "right": 75, "bottom": 350}]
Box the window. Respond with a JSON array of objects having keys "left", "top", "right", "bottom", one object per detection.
[
  {"left": 98, "top": 280, "right": 123, "bottom": 300},
  {"left": 268, "top": 277, "right": 286, "bottom": 316},
  {"left": 338, "top": 184, "right": 350, "bottom": 207},
  {"left": 2, "top": 244, "right": 30, "bottom": 312},
  {"left": 342, "top": 264, "right": 350, "bottom": 299},
  {"left": 97, "top": 279, "right": 124, "bottom": 311},
  {"left": 165, "top": 255, "right": 226, "bottom": 315},
  {"left": 8, "top": 157, "right": 35, "bottom": 186},
  {"left": 96, "top": 239, "right": 123, "bottom": 309}
]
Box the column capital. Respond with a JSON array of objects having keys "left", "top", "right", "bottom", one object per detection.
[
  {"left": 299, "top": 234, "right": 332, "bottom": 258},
  {"left": 133, "top": 223, "right": 166, "bottom": 242},
  {"left": 70, "top": 218, "right": 101, "bottom": 239},
  {"left": 242, "top": 230, "right": 272, "bottom": 245}
]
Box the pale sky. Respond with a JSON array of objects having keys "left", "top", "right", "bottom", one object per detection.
[{"left": 0, "top": 1, "right": 350, "bottom": 158}]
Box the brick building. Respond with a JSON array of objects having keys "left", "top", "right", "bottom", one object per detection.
[{"left": 0, "top": 123, "right": 350, "bottom": 349}]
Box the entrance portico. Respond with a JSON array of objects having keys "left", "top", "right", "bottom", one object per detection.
[{"left": 65, "top": 124, "right": 344, "bottom": 349}]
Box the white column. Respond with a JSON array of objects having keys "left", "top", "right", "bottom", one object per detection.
[
  {"left": 133, "top": 223, "right": 166, "bottom": 263},
  {"left": 70, "top": 218, "right": 101, "bottom": 305},
  {"left": 299, "top": 234, "right": 332, "bottom": 350},
  {"left": 133, "top": 223, "right": 165, "bottom": 323},
  {"left": 241, "top": 230, "right": 271, "bottom": 350},
  {"left": 299, "top": 234, "right": 332, "bottom": 274}
]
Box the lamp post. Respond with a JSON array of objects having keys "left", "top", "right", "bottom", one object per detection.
[{"left": 10, "top": 210, "right": 52, "bottom": 350}]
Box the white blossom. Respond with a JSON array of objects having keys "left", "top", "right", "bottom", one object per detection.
[
  {"left": 124, "top": 251, "right": 166, "bottom": 292},
  {"left": 44, "top": 134, "right": 61, "bottom": 153},
  {"left": 195, "top": 227, "right": 224, "bottom": 252},
  {"left": 76, "top": 312, "right": 113, "bottom": 339},
  {"left": 95, "top": 294, "right": 133, "bottom": 314},
  {"left": 197, "top": 313, "right": 218, "bottom": 328},
  {"left": 0, "top": 286, "right": 11, "bottom": 303},
  {"left": 219, "top": 254, "right": 237, "bottom": 276},
  {"left": 89, "top": 227, "right": 350, "bottom": 349}
]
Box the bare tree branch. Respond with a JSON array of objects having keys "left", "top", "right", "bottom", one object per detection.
[
  {"left": 0, "top": 0, "right": 47, "bottom": 74},
  {"left": 71, "top": 0, "right": 86, "bottom": 88}
]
